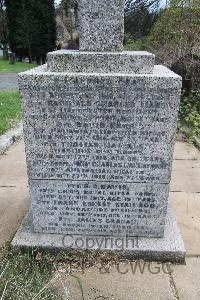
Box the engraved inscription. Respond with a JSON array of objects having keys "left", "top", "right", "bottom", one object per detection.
[
  {"left": 23, "top": 81, "right": 177, "bottom": 183},
  {"left": 20, "top": 73, "right": 180, "bottom": 236},
  {"left": 31, "top": 180, "right": 168, "bottom": 236}
]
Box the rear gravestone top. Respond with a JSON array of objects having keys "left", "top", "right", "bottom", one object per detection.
[
  {"left": 14, "top": 0, "right": 186, "bottom": 263},
  {"left": 79, "top": 0, "right": 124, "bottom": 51}
]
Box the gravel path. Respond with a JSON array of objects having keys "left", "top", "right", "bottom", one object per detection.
[{"left": 0, "top": 73, "right": 18, "bottom": 90}]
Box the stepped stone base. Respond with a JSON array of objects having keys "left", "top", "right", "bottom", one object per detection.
[
  {"left": 12, "top": 206, "right": 186, "bottom": 264},
  {"left": 47, "top": 50, "right": 155, "bottom": 74}
]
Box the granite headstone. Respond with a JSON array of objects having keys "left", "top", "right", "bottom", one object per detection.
[{"left": 14, "top": 0, "right": 185, "bottom": 262}]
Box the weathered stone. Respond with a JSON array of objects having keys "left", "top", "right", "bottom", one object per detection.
[
  {"left": 55, "top": 264, "right": 174, "bottom": 300},
  {"left": 14, "top": 0, "right": 185, "bottom": 262},
  {"left": 173, "top": 141, "right": 200, "bottom": 160},
  {"left": 18, "top": 65, "right": 181, "bottom": 237},
  {"left": 171, "top": 160, "right": 200, "bottom": 192},
  {"left": 0, "top": 122, "right": 23, "bottom": 154},
  {"left": 79, "top": 0, "right": 124, "bottom": 51},
  {"left": 0, "top": 141, "right": 28, "bottom": 187},
  {"left": 172, "top": 257, "right": 200, "bottom": 299},
  {"left": 11, "top": 206, "right": 186, "bottom": 263},
  {"left": 0, "top": 186, "right": 29, "bottom": 247},
  {"left": 30, "top": 180, "right": 169, "bottom": 236},
  {"left": 170, "top": 192, "right": 200, "bottom": 255},
  {"left": 0, "top": 141, "right": 29, "bottom": 248},
  {"left": 47, "top": 50, "right": 155, "bottom": 74}
]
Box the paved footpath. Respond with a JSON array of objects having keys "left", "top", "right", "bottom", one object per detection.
[
  {"left": 0, "top": 73, "right": 18, "bottom": 89},
  {"left": 0, "top": 140, "right": 200, "bottom": 299}
]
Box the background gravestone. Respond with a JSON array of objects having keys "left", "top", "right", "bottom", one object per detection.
[{"left": 13, "top": 0, "right": 185, "bottom": 263}]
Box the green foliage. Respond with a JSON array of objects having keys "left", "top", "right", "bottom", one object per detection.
[
  {"left": 0, "top": 57, "right": 35, "bottom": 73},
  {"left": 0, "top": 89, "right": 20, "bottom": 135},
  {"left": 0, "top": 247, "right": 59, "bottom": 299},
  {"left": 125, "top": 0, "right": 161, "bottom": 15},
  {"left": 179, "top": 90, "right": 200, "bottom": 143},
  {"left": 124, "top": 35, "right": 150, "bottom": 50},
  {"left": 124, "top": 0, "right": 159, "bottom": 38},
  {"left": 169, "top": 0, "right": 200, "bottom": 8},
  {"left": 5, "top": 0, "right": 56, "bottom": 63},
  {"left": 148, "top": 6, "right": 200, "bottom": 65}
]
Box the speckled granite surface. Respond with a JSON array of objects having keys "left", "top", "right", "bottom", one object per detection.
[
  {"left": 79, "top": 0, "right": 124, "bottom": 51},
  {"left": 18, "top": 64, "right": 181, "bottom": 237},
  {"left": 12, "top": 206, "right": 186, "bottom": 263},
  {"left": 47, "top": 50, "right": 155, "bottom": 74},
  {"left": 15, "top": 0, "right": 185, "bottom": 262}
]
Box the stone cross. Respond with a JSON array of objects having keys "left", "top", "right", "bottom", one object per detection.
[{"left": 79, "top": 0, "right": 124, "bottom": 51}]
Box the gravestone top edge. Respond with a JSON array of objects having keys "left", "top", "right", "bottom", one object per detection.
[
  {"left": 46, "top": 50, "right": 155, "bottom": 74},
  {"left": 47, "top": 50, "right": 155, "bottom": 57},
  {"left": 18, "top": 64, "right": 182, "bottom": 82}
]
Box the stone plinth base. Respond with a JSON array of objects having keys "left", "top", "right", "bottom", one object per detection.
[
  {"left": 47, "top": 50, "right": 155, "bottom": 74},
  {"left": 12, "top": 206, "right": 185, "bottom": 264}
]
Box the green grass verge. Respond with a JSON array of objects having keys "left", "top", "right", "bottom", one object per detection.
[
  {"left": 0, "top": 245, "right": 121, "bottom": 299},
  {"left": 0, "top": 58, "right": 35, "bottom": 73},
  {"left": 0, "top": 89, "right": 21, "bottom": 135},
  {"left": 0, "top": 247, "right": 60, "bottom": 299}
]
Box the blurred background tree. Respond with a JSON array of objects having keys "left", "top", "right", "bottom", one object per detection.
[
  {"left": 5, "top": 0, "right": 56, "bottom": 63},
  {"left": 0, "top": 0, "right": 8, "bottom": 60},
  {"left": 148, "top": 0, "right": 200, "bottom": 65},
  {"left": 124, "top": 0, "right": 160, "bottom": 39},
  {"left": 124, "top": 0, "right": 200, "bottom": 143},
  {"left": 148, "top": 0, "right": 200, "bottom": 93},
  {"left": 55, "top": 0, "right": 78, "bottom": 49}
]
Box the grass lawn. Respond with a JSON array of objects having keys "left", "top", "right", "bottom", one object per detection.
[
  {"left": 0, "top": 58, "right": 35, "bottom": 73},
  {"left": 0, "top": 89, "right": 21, "bottom": 135}
]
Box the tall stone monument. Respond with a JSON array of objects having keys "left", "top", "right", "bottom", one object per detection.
[{"left": 13, "top": 0, "right": 185, "bottom": 263}]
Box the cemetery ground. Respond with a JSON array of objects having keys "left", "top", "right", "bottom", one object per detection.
[
  {"left": 0, "top": 58, "right": 35, "bottom": 74},
  {"left": 0, "top": 58, "right": 35, "bottom": 143},
  {"left": 0, "top": 57, "right": 36, "bottom": 90},
  {"left": 0, "top": 90, "right": 20, "bottom": 135},
  {"left": 0, "top": 140, "right": 200, "bottom": 299}
]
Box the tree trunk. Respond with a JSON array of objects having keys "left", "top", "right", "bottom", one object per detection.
[
  {"left": 28, "top": 40, "right": 32, "bottom": 63},
  {"left": 42, "top": 56, "right": 46, "bottom": 65},
  {"left": 3, "top": 44, "right": 8, "bottom": 60},
  {"left": 36, "top": 57, "right": 41, "bottom": 65},
  {"left": 9, "top": 52, "right": 16, "bottom": 65}
]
